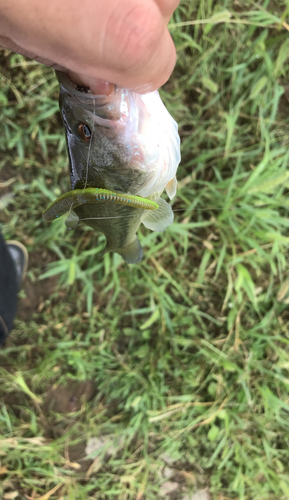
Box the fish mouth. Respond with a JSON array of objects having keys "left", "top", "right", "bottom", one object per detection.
[
  {"left": 55, "top": 70, "right": 115, "bottom": 98},
  {"left": 56, "top": 71, "right": 122, "bottom": 120},
  {"left": 56, "top": 71, "right": 111, "bottom": 97},
  {"left": 42, "top": 187, "right": 159, "bottom": 225}
]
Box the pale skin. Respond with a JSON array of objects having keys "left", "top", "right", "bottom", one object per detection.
[{"left": 0, "top": 0, "right": 179, "bottom": 94}]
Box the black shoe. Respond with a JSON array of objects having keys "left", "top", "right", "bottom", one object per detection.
[{"left": 6, "top": 240, "right": 28, "bottom": 288}]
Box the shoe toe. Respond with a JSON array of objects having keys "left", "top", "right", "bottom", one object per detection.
[{"left": 7, "top": 241, "right": 28, "bottom": 288}]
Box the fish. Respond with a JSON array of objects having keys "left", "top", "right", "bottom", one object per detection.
[{"left": 43, "top": 71, "right": 181, "bottom": 264}]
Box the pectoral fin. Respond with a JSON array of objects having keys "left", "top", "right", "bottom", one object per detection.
[
  {"left": 65, "top": 210, "right": 80, "bottom": 230},
  {"left": 141, "top": 197, "right": 173, "bottom": 232},
  {"left": 107, "top": 237, "right": 143, "bottom": 264}
]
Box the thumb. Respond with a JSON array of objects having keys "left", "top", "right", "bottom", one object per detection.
[{"left": 1, "top": 0, "right": 176, "bottom": 92}]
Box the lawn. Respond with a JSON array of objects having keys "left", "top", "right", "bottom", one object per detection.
[{"left": 1, "top": 1, "right": 289, "bottom": 499}]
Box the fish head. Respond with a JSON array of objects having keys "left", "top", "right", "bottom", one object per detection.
[
  {"left": 57, "top": 71, "right": 153, "bottom": 194},
  {"left": 57, "top": 71, "right": 181, "bottom": 198}
]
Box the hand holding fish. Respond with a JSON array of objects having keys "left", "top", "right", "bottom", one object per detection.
[
  {"left": 0, "top": 0, "right": 181, "bottom": 263},
  {"left": 0, "top": 0, "right": 179, "bottom": 93}
]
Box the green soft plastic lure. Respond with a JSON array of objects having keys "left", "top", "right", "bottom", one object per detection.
[{"left": 42, "top": 187, "right": 159, "bottom": 223}]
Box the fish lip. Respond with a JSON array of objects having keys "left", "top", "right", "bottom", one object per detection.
[
  {"left": 56, "top": 71, "right": 116, "bottom": 100},
  {"left": 56, "top": 70, "right": 93, "bottom": 97},
  {"left": 56, "top": 70, "right": 122, "bottom": 120}
]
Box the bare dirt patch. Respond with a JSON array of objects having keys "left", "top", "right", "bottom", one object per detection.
[
  {"left": 0, "top": 246, "right": 58, "bottom": 325},
  {"left": 42, "top": 381, "right": 97, "bottom": 471},
  {"left": 43, "top": 380, "right": 96, "bottom": 414}
]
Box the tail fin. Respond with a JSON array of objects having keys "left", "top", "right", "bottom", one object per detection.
[{"left": 107, "top": 237, "right": 143, "bottom": 264}]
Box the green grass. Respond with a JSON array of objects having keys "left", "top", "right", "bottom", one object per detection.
[{"left": 1, "top": 1, "right": 289, "bottom": 499}]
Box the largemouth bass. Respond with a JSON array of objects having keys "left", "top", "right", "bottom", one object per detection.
[{"left": 43, "top": 71, "right": 180, "bottom": 263}]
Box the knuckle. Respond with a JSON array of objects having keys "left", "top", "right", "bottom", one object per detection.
[{"left": 116, "top": 3, "right": 163, "bottom": 67}]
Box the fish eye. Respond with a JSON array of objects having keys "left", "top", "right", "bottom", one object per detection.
[{"left": 78, "top": 123, "right": 91, "bottom": 141}]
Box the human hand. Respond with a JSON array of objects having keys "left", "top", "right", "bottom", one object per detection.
[{"left": 0, "top": 0, "right": 179, "bottom": 94}]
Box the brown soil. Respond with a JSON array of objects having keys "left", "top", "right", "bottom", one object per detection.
[
  {"left": 2, "top": 381, "right": 96, "bottom": 471},
  {"left": 17, "top": 252, "right": 58, "bottom": 322},
  {"left": 42, "top": 380, "right": 96, "bottom": 470},
  {"left": 43, "top": 381, "right": 96, "bottom": 414}
]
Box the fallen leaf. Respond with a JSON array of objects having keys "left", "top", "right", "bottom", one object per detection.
[
  {"left": 0, "top": 466, "right": 8, "bottom": 474},
  {"left": 36, "top": 483, "right": 62, "bottom": 500},
  {"left": 163, "top": 467, "right": 173, "bottom": 479},
  {"left": 4, "top": 492, "right": 19, "bottom": 499},
  {"left": 0, "top": 193, "right": 14, "bottom": 209},
  {"left": 85, "top": 435, "right": 123, "bottom": 457},
  {"left": 136, "top": 476, "right": 147, "bottom": 500},
  {"left": 85, "top": 436, "right": 108, "bottom": 455},
  {"left": 2, "top": 480, "right": 14, "bottom": 489},
  {"left": 1, "top": 439, "right": 18, "bottom": 447},
  {"left": 160, "top": 481, "right": 179, "bottom": 496},
  {"left": 178, "top": 175, "right": 193, "bottom": 189},
  {"left": 160, "top": 452, "right": 179, "bottom": 464},
  {"left": 64, "top": 461, "right": 81, "bottom": 470},
  {"left": 85, "top": 457, "right": 102, "bottom": 479},
  {"left": 120, "top": 475, "right": 135, "bottom": 483},
  {"left": 182, "top": 489, "right": 210, "bottom": 500},
  {"left": 24, "top": 438, "right": 47, "bottom": 445},
  {"left": 136, "top": 490, "right": 144, "bottom": 500},
  {"left": 277, "top": 280, "right": 289, "bottom": 302},
  {"left": 203, "top": 240, "right": 213, "bottom": 250},
  {"left": 178, "top": 470, "right": 196, "bottom": 484},
  {"left": 0, "top": 177, "right": 16, "bottom": 188}
]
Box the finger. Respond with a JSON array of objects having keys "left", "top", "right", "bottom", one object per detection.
[
  {"left": 153, "top": 0, "right": 180, "bottom": 23},
  {"left": 0, "top": 35, "right": 63, "bottom": 69},
  {"left": 68, "top": 0, "right": 176, "bottom": 93},
  {"left": 0, "top": 36, "right": 115, "bottom": 95},
  {"left": 1, "top": 0, "right": 176, "bottom": 93}
]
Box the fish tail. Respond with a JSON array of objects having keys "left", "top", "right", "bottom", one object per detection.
[{"left": 106, "top": 237, "right": 143, "bottom": 264}]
